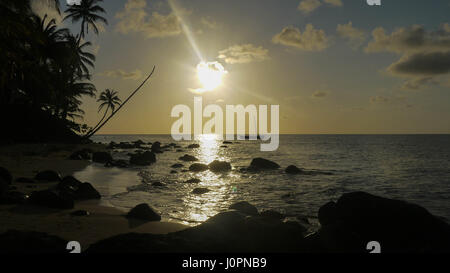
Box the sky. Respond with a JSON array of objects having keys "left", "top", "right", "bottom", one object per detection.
[{"left": 34, "top": 0, "right": 450, "bottom": 134}]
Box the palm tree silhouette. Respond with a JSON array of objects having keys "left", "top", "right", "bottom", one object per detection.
[
  {"left": 64, "top": 0, "right": 107, "bottom": 41},
  {"left": 88, "top": 89, "right": 122, "bottom": 135}
]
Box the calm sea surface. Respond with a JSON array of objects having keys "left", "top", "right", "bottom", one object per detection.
[{"left": 74, "top": 135, "right": 450, "bottom": 228}]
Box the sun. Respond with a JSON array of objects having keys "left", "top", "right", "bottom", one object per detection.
[{"left": 196, "top": 61, "right": 227, "bottom": 92}]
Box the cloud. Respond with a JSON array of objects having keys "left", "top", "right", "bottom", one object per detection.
[
  {"left": 272, "top": 24, "right": 330, "bottom": 51},
  {"left": 370, "top": 95, "right": 406, "bottom": 105},
  {"left": 365, "top": 24, "right": 450, "bottom": 89},
  {"left": 324, "top": 0, "right": 343, "bottom": 6},
  {"left": 98, "top": 69, "right": 143, "bottom": 80},
  {"left": 298, "top": 0, "right": 322, "bottom": 14},
  {"left": 387, "top": 51, "right": 450, "bottom": 76},
  {"left": 201, "top": 17, "right": 217, "bottom": 29},
  {"left": 311, "top": 91, "right": 329, "bottom": 98},
  {"left": 218, "top": 44, "right": 270, "bottom": 64},
  {"left": 297, "top": 0, "right": 343, "bottom": 14},
  {"left": 365, "top": 25, "right": 450, "bottom": 54},
  {"left": 115, "top": 0, "right": 181, "bottom": 38},
  {"left": 337, "top": 22, "right": 366, "bottom": 48}
]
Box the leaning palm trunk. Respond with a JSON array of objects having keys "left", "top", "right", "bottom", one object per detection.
[
  {"left": 85, "top": 105, "right": 109, "bottom": 137},
  {"left": 84, "top": 66, "right": 156, "bottom": 139}
]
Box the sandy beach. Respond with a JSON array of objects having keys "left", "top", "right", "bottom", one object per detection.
[{"left": 0, "top": 143, "right": 188, "bottom": 249}]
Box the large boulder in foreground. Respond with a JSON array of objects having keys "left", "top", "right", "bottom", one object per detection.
[
  {"left": 249, "top": 158, "right": 280, "bottom": 171},
  {"left": 229, "top": 201, "right": 258, "bottom": 216},
  {"left": 0, "top": 230, "right": 67, "bottom": 253},
  {"left": 208, "top": 160, "right": 232, "bottom": 173},
  {"left": 0, "top": 167, "right": 12, "bottom": 185},
  {"left": 29, "top": 190, "right": 74, "bottom": 209},
  {"left": 127, "top": 203, "right": 161, "bottom": 222},
  {"left": 129, "top": 151, "right": 156, "bottom": 166},
  {"left": 69, "top": 149, "right": 92, "bottom": 160},
  {"left": 313, "top": 192, "right": 450, "bottom": 253}
]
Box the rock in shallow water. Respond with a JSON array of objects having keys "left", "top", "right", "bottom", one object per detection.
[
  {"left": 249, "top": 158, "right": 280, "bottom": 171},
  {"left": 192, "top": 188, "right": 210, "bottom": 195},
  {"left": 127, "top": 203, "right": 161, "bottom": 222},
  {"left": 285, "top": 165, "right": 304, "bottom": 174},
  {"left": 208, "top": 160, "right": 231, "bottom": 173},
  {"left": 189, "top": 163, "right": 209, "bottom": 172},
  {"left": 179, "top": 154, "right": 198, "bottom": 162},
  {"left": 129, "top": 151, "right": 156, "bottom": 166}
]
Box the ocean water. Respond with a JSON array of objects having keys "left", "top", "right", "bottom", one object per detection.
[{"left": 74, "top": 134, "right": 450, "bottom": 227}]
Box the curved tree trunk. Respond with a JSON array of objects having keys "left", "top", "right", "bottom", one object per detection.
[
  {"left": 84, "top": 66, "right": 156, "bottom": 139},
  {"left": 85, "top": 106, "right": 109, "bottom": 137}
]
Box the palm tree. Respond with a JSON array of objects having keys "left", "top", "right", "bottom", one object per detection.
[
  {"left": 87, "top": 89, "right": 121, "bottom": 135},
  {"left": 84, "top": 67, "right": 156, "bottom": 138},
  {"left": 63, "top": 0, "right": 107, "bottom": 41}
]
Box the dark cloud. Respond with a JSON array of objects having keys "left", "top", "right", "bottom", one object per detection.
[
  {"left": 388, "top": 51, "right": 450, "bottom": 76},
  {"left": 272, "top": 25, "right": 330, "bottom": 51},
  {"left": 366, "top": 24, "right": 450, "bottom": 89}
]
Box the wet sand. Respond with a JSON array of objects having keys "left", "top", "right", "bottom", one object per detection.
[{"left": 0, "top": 143, "right": 188, "bottom": 249}]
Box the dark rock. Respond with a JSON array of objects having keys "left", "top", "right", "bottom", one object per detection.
[
  {"left": 75, "top": 183, "right": 101, "bottom": 200},
  {"left": 208, "top": 160, "right": 232, "bottom": 173},
  {"left": 0, "top": 167, "right": 12, "bottom": 184},
  {"left": 317, "top": 192, "right": 450, "bottom": 252},
  {"left": 71, "top": 210, "right": 90, "bottom": 216},
  {"left": 189, "top": 163, "right": 209, "bottom": 172},
  {"left": 192, "top": 188, "right": 210, "bottom": 195},
  {"left": 151, "top": 142, "right": 162, "bottom": 153},
  {"left": 179, "top": 154, "right": 198, "bottom": 162},
  {"left": 260, "top": 210, "right": 285, "bottom": 220},
  {"left": 15, "top": 177, "right": 36, "bottom": 184},
  {"left": 127, "top": 203, "right": 161, "bottom": 222},
  {"left": 34, "top": 170, "right": 62, "bottom": 182},
  {"left": 129, "top": 151, "right": 156, "bottom": 166},
  {"left": 69, "top": 149, "right": 92, "bottom": 160},
  {"left": 229, "top": 201, "right": 258, "bottom": 216},
  {"left": 171, "top": 163, "right": 184, "bottom": 168},
  {"left": 170, "top": 170, "right": 177, "bottom": 174},
  {"left": 92, "top": 152, "right": 113, "bottom": 163},
  {"left": 187, "top": 144, "right": 200, "bottom": 149},
  {"left": 152, "top": 182, "right": 165, "bottom": 187},
  {"left": 0, "top": 178, "right": 8, "bottom": 197},
  {"left": 0, "top": 230, "right": 67, "bottom": 253},
  {"left": 133, "top": 139, "right": 145, "bottom": 146},
  {"left": 0, "top": 191, "right": 29, "bottom": 205},
  {"left": 223, "top": 141, "right": 233, "bottom": 144},
  {"left": 29, "top": 190, "right": 74, "bottom": 209},
  {"left": 286, "top": 165, "right": 304, "bottom": 174},
  {"left": 57, "top": 176, "right": 82, "bottom": 191},
  {"left": 249, "top": 158, "right": 280, "bottom": 171},
  {"left": 318, "top": 201, "right": 337, "bottom": 226},
  {"left": 184, "top": 178, "right": 201, "bottom": 184},
  {"left": 106, "top": 159, "right": 129, "bottom": 168}
]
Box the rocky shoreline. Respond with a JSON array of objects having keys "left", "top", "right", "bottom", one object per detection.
[{"left": 0, "top": 142, "right": 449, "bottom": 253}]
